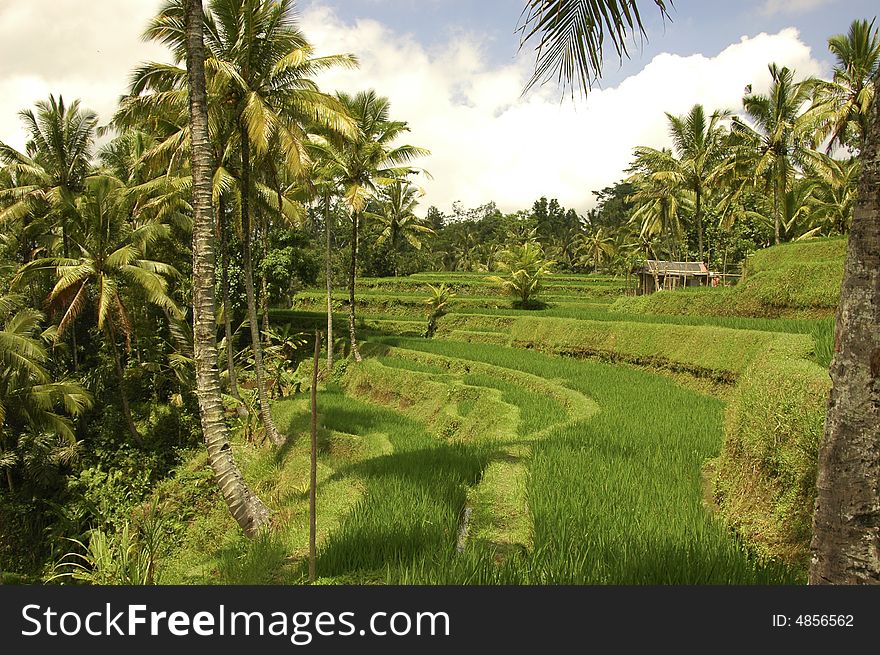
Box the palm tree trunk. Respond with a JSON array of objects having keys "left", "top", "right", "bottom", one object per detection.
[
  {"left": 58, "top": 212, "right": 79, "bottom": 372},
  {"left": 695, "top": 187, "right": 704, "bottom": 262},
  {"left": 239, "top": 120, "right": 284, "bottom": 446},
  {"left": 325, "top": 191, "right": 334, "bottom": 369},
  {"left": 184, "top": 0, "right": 270, "bottom": 537},
  {"left": 107, "top": 330, "right": 144, "bottom": 448},
  {"left": 218, "top": 196, "right": 242, "bottom": 402},
  {"left": 347, "top": 210, "right": 362, "bottom": 362},
  {"left": 258, "top": 209, "right": 271, "bottom": 347},
  {"left": 809, "top": 92, "right": 880, "bottom": 584},
  {"left": 261, "top": 270, "right": 270, "bottom": 346},
  {"left": 773, "top": 175, "right": 781, "bottom": 245}
]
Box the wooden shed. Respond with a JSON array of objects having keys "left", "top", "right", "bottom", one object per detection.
[{"left": 635, "top": 260, "right": 712, "bottom": 295}]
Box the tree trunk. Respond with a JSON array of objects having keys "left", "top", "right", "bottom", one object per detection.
[
  {"left": 185, "top": 0, "right": 270, "bottom": 537},
  {"left": 107, "top": 331, "right": 144, "bottom": 448},
  {"left": 773, "top": 174, "right": 781, "bottom": 246},
  {"left": 695, "top": 186, "right": 704, "bottom": 262},
  {"left": 239, "top": 119, "right": 284, "bottom": 446},
  {"left": 325, "top": 191, "right": 334, "bottom": 369},
  {"left": 809, "top": 93, "right": 880, "bottom": 584},
  {"left": 347, "top": 211, "right": 362, "bottom": 362},
  {"left": 309, "top": 329, "right": 321, "bottom": 583},
  {"left": 218, "top": 195, "right": 242, "bottom": 402},
  {"left": 261, "top": 268, "right": 270, "bottom": 347},
  {"left": 259, "top": 209, "right": 271, "bottom": 347}
]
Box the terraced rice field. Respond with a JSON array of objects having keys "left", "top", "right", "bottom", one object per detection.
[{"left": 163, "top": 272, "right": 829, "bottom": 584}]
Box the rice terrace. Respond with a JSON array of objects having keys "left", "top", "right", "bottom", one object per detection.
[{"left": 0, "top": 0, "right": 878, "bottom": 590}]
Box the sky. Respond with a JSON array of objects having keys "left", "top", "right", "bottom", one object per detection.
[{"left": 0, "top": 0, "right": 876, "bottom": 215}]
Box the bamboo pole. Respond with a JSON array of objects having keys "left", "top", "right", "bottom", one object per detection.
[{"left": 309, "top": 329, "right": 321, "bottom": 583}]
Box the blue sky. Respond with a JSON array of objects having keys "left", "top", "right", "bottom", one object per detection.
[
  {"left": 1, "top": 1, "right": 876, "bottom": 214},
  {"left": 301, "top": 0, "right": 877, "bottom": 84}
]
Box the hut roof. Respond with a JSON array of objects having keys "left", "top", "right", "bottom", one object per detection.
[{"left": 639, "top": 260, "right": 709, "bottom": 275}]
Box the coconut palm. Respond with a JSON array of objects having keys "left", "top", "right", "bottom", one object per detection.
[
  {"left": 575, "top": 227, "right": 616, "bottom": 272},
  {"left": 0, "top": 293, "right": 92, "bottom": 492},
  {"left": 310, "top": 90, "right": 428, "bottom": 362},
  {"left": 0, "top": 96, "right": 97, "bottom": 253},
  {"left": 424, "top": 284, "right": 455, "bottom": 338},
  {"left": 803, "top": 153, "right": 859, "bottom": 234},
  {"left": 366, "top": 180, "right": 434, "bottom": 276},
  {"left": 665, "top": 104, "right": 732, "bottom": 261},
  {"left": 811, "top": 18, "right": 880, "bottom": 152},
  {"left": 626, "top": 146, "right": 689, "bottom": 258},
  {"left": 731, "top": 64, "right": 816, "bottom": 245},
  {"left": 518, "top": 0, "right": 670, "bottom": 95},
  {"left": 140, "top": 0, "right": 357, "bottom": 445},
  {"left": 13, "top": 175, "right": 179, "bottom": 447},
  {"left": 182, "top": 0, "right": 270, "bottom": 536},
  {"left": 486, "top": 241, "right": 555, "bottom": 308},
  {"left": 0, "top": 96, "right": 99, "bottom": 369}
]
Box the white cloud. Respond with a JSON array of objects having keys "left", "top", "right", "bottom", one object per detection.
[
  {"left": 0, "top": 0, "right": 168, "bottom": 152},
  {"left": 302, "top": 6, "right": 823, "bottom": 214},
  {"left": 760, "top": 0, "right": 834, "bottom": 17},
  {"left": 0, "top": 1, "right": 825, "bottom": 217}
]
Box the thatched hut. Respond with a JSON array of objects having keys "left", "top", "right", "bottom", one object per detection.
[{"left": 636, "top": 260, "right": 712, "bottom": 294}]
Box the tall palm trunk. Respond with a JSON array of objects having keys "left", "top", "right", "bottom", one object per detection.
[
  {"left": 60, "top": 212, "right": 79, "bottom": 372},
  {"left": 239, "top": 119, "right": 284, "bottom": 446},
  {"left": 261, "top": 271, "right": 270, "bottom": 347},
  {"left": 218, "top": 195, "right": 242, "bottom": 402},
  {"left": 107, "top": 327, "right": 144, "bottom": 448},
  {"left": 809, "top": 92, "right": 880, "bottom": 584},
  {"left": 324, "top": 191, "right": 334, "bottom": 369},
  {"left": 773, "top": 172, "right": 781, "bottom": 245},
  {"left": 695, "top": 186, "right": 704, "bottom": 262},
  {"left": 347, "top": 210, "right": 362, "bottom": 362},
  {"left": 185, "top": 0, "right": 270, "bottom": 537}
]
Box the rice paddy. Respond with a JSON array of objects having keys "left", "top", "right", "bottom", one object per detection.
[{"left": 158, "top": 256, "right": 833, "bottom": 584}]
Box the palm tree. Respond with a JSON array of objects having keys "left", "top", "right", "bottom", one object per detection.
[
  {"left": 517, "top": 0, "right": 670, "bottom": 95},
  {"left": 0, "top": 96, "right": 97, "bottom": 253},
  {"left": 732, "top": 64, "right": 816, "bottom": 245},
  {"left": 811, "top": 18, "right": 880, "bottom": 153},
  {"left": 183, "top": 0, "right": 270, "bottom": 536},
  {"left": 311, "top": 90, "right": 428, "bottom": 362},
  {"left": 0, "top": 95, "right": 99, "bottom": 369},
  {"left": 13, "top": 175, "right": 179, "bottom": 446},
  {"left": 486, "top": 241, "right": 555, "bottom": 308},
  {"left": 424, "top": 284, "right": 455, "bottom": 338},
  {"left": 665, "top": 104, "right": 732, "bottom": 261},
  {"left": 0, "top": 293, "right": 92, "bottom": 492},
  {"left": 366, "top": 180, "right": 434, "bottom": 276},
  {"left": 141, "top": 0, "right": 356, "bottom": 446},
  {"left": 575, "top": 227, "right": 616, "bottom": 272},
  {"left": 626, "top": 146, "right": 688, "bottom": 258},
  {"left": 743, "top": 177, "right": 819, "bottom": 242},
  {"left": 803, "top": 152, "right": 859, "bottom": 234}
]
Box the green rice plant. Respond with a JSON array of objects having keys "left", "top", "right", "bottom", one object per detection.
[{"left": 373, "top": 337, "right": 801, "bottom": 584}]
